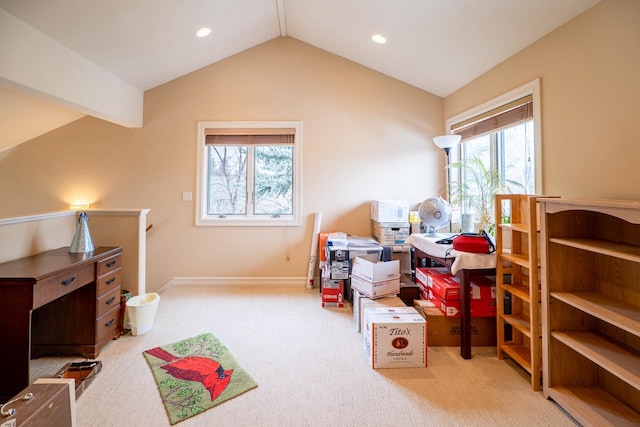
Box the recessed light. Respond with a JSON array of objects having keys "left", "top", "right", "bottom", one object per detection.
[
  {"left": 196, "top": 27, "right": 211, "bottom": 38},
  {"left": 371, "top": 34, "right": 386, "bottom": 44}
]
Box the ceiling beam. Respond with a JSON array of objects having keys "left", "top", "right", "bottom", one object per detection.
[{"left": 0, "top": 9, "right": 143, "bottom": 128}]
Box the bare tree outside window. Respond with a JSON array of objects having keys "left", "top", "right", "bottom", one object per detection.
[{"left": 197, "top": 121, "right": 302, "bottom": 226}]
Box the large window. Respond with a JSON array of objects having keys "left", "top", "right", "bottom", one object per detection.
[
  {"left": 196, "top": 121, "right": 302, "bottom": 226},
  {"left": 445, "top": 80, "right": 540, "bottom": 233}
]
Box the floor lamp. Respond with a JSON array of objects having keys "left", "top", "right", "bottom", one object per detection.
[{"left": 433, "top": 134, "right": 461, "bottom": 231}]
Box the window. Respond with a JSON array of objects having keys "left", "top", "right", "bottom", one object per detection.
[
  {"left": 445, "top": 80, "right": 541, "bottom": 233},
  {"left": 196, "top": 121, "right": 302, "bottom": 226}
]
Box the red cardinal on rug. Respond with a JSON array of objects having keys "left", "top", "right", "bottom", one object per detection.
[{"left": 145, "top": 347, "right": 233, "bottom": 401}]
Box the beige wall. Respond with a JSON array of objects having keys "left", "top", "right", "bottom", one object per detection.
[
  {"left": 445, "top": 0, "right": 640, "bottom": 199},
  {"left": 0, "top": 37, "right": 443, "bottom": 291}
]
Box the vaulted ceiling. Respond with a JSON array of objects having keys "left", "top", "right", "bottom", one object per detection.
[{"left": 0, "top": 0, "right": 600, "bottom": 151}]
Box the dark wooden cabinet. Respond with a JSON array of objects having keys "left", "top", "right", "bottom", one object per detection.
[{"left": 0, "top": 246, "right": 122, "bottom": 402}]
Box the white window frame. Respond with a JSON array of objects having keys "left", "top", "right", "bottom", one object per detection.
[
  {"left": 196, "top": 120, "right": 303, "bottom": 227},
  {"left": 445, "top": 79, "right": 542, "bottom": 193}
]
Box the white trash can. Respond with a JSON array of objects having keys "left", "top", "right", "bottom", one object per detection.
[{"left": 125, "top": 293, "right": 160, "bottom": 335}]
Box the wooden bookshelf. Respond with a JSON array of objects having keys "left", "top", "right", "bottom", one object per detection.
[
  {"left": 540, "top": 198, "right": 640, "bottom": 426},
  {"left": 495, "top": 194, "right": 556, "bottom": 390}
]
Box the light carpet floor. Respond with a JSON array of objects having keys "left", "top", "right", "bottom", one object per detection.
[{"left": 31, "top": 286, "right": 578, "bottom": 426}]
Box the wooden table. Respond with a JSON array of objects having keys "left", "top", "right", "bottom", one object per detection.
[
  {"left": 405, "top": 234, "right": 496, "bottom": 359},
  {"left": 0, "top": 246, "right": 122, "bottom": 401}
]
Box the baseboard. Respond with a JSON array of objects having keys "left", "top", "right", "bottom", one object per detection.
[{"left": 160, "top": 276, "right": 309, "bottom": 291}]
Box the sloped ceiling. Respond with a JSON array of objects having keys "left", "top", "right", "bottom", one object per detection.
[{"left": 0, "top": 0, "right": 600, "bottom": 152}]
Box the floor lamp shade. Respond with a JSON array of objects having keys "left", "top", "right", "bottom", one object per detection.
[{"left": 433, "top": 135, "right": 461, "bottom": 155}]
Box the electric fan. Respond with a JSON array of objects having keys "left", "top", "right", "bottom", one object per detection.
[{"left": 418, "top": 197, "right": 452, "bottom": 235}]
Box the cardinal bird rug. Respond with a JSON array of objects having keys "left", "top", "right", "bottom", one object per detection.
[{"left": 143, "top": 333, "right": 258, "bottom": 425}]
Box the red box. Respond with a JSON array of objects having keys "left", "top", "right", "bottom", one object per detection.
[
  {"left": 415, "top": 267, "right": 450, "bottom": 288},
  {"left": 321, "top": 275, "right": 345, "bottom": 308},
  {"left": 429, "top": 274, "right": 461, "bottom": 301},
  {"left": 415, "top": 276, "right": 429, "bottom": 300},
  {"left": 429, "top": 275, "right": 496, "bottom": 318},
  {"left": 415, "top": 267, "right": 452, "bottom": 301},
  {"left": 469, "top": 276, "right": 496, "bottom": 317},
  {"left": 429, "top": 284, "right": 461, "bottom": 317}
]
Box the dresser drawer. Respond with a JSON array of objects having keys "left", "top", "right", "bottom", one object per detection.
[
  {"left": 57, "top": 262, "right": 95, "bottom": 298},
  {"left": 33, "top": 275, "right": 59, "bottom": 309},
  {"left": 97, "top": 270, "right": 122, "bottom": 297},
  {"left": 95, "top": 306, "right": 120, "bottom": 344},
  {"left": 56, "top": 268, "right": 81, "bottom": 298},
  {"left": 97, "top": 287, "right": 120, "bottom": 317},
  {"left": 97, "top": 255, "right": 121, "bottom": 277}
]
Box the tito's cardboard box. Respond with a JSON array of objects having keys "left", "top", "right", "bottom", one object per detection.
[
  {"left": 363, "top": 307, "right": 428, "bottom": 368},
  {"left": 353, "top": 291, "right": 405, "bottom": 332}
]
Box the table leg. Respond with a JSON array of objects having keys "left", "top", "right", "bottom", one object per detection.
[{"left": 456, "top": 269, "right": 472, "bottom": 359}]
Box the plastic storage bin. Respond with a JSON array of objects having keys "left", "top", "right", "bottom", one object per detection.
[{"left": 125, "top": 293, "right": 160, "bottom": 335}]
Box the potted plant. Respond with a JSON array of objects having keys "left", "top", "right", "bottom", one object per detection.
[{"left": 446, "top": 156, "right": 524, "bottom": 235}]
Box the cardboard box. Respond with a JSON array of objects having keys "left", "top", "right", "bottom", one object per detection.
[
  {"left": 318, "top": 231, "right": 343, "bottom": 263},
  {"left": 429, "top": 273, "right": 461, "bottom": 301},
  {"left": 469, "top": 276, "right": 497, "bottom": 317},
  {"left": 351, "top": 274, "right": 400, "bottom": 299},
  {"left": 416, "top": 267, "right": 451, "bottom": 288},
  {"left": 347, "top": 236, "right": 383, "bottom": 270},
  {"left": 372, "top": 221, "right": 410, "bottom": 246},
  {"left": 429, "top": 274, "right": 497, "bottom": 318},
  {"left": 429, "top": 284, "right": 497, "bottom": 318},
  {"left": 354, "top": 291, "right": 405, "bottom": 332},
  {"left": 416, "top": 303, "right": 497, "bottom": 346},
  {"left": 321, "top": 275, "right": 345, "bottom": 308},
  {"left": 470, "top": 275, "right": 497, "bottom": 300},
  {"left": 351, "top": 257, "right": 399, "bottom": 283},
  {"left": 430, "top": 284, "right": 461, "bottom": 317},
  {"left": 326, "top": 245, "right": 350, "bottom": 280},
  {"left": 415, "top": 276, "right": 429, "bottom": 300},
  {"left": 363, "top": 307, "right": 428, "bottom": 368},
  {"left": 415, "top": 267, "right": 450, "bottom": 300},
  {"left": 370, "top": 200, "right": 410, "bottom": 223}
]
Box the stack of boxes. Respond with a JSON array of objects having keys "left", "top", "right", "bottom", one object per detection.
[
  {"left": 320, "top": 233, "right": 385, "bottom": 307},
  {"left": 320, "top": 232, "right": 349, "bottom": 308},
  {"left": 320, "top": 199, "right": 498, "bottom": 366},
  {"left": 349, "top": 253, "right": 428, "bottom": 369},
  {"left": 414, "top": 266, "right": 497, "bottom": 346},
  {"left": 370, "top": 200, "right": 411, "bottom": 250}
]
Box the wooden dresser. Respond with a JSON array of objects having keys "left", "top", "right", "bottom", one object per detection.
[{"left": 0, "top": 246, "right": 122, "bottom": 402}]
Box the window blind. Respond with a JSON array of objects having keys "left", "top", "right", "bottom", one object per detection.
[
  {"left": 451, "top": 95, "right": 533, "bottom": 142},
  {"left": 205, "top": 128, "right": 295, "bottom": 145}
]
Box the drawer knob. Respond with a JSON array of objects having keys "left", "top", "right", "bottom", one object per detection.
[
  {"left": 61, "top": 277, "right": 76, "bottom": 286},
  {"left": 106, "top": 277, "right": 116, "bottom": 286},
  {"left": 106, "top": 260, "right": 117, "bottom": 268},
  {"left": 105, "top": 318, "right": 115, "bottom": 327},
  {"left": 106, "top": 296, "right": 116, "bottom": 305}
]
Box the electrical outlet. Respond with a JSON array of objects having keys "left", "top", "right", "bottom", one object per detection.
[{"left": 182, "top": 192, "right": 192, "bottom": 201}]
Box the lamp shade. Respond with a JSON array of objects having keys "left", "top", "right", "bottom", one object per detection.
[{"left": 433, "top": 134, "right": 461, "bottom": 150}]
